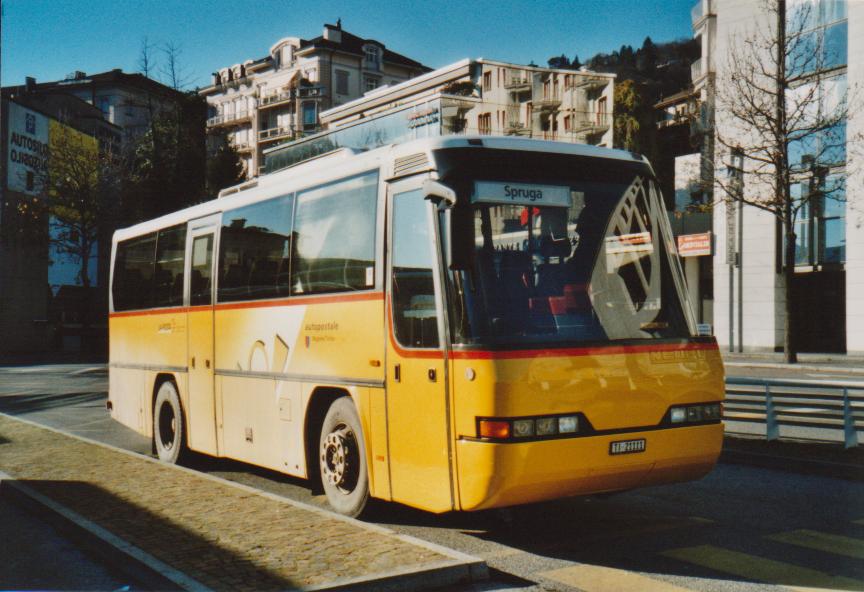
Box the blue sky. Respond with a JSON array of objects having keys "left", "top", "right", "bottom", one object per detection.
[{"left": 2, "top": 0, "right": 697, "bottom": 89}]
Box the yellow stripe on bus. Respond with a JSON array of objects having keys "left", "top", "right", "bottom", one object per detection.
[
  {"left": 766, "top": 529, "right": 864, "bottom": 560},
  {"left": 662, "top": 545, "right": 864, "bottom": 592},
  {"left": 540, "top": 564, "right": 695, "bottom": 592}
]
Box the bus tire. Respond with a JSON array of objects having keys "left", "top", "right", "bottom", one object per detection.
[
  {"left": 319, "top": 397, "right": 369, "bottom": 517},
  {"left": 153, "top": 380, "right": 187, "bottom": 464}
]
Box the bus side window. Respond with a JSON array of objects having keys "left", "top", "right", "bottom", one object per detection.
[
  {"left": 190, "top": 235, "right": 214, "bottom": 306},
  {"left": 113, "top": 232, "right": 157, "bottom": 312},
  {"left": 391, "top": 190, "right": 438, "bottom": 348},
  {"left": 218, "top": 194, "right": 294, "bottom": 303},
  {"left": 292, "top": 171, "right": 378, "bottom": 295},
  {"left": 153, "top": 224, "right": 187, "bottom": 308}
]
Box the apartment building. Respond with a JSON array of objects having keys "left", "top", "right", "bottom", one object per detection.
[
  {"left": 260, "top": 59, "right": 614, "bottom": 174},
  {"left": 691, "top": 0, "right": 862, "bottom": 354},
  {"left": 199, "top": 22, "right": 428, "bottom": 178},
  {"left": 318, "top": 59, "right": 614, "bottom": 146},
  {"left": 3, "top": 69, "right": 185, "bottom": 142}
]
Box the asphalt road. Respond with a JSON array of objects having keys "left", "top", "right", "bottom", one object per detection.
[{"left": 1, "top": 364, "right": 862, "bottom": 592}]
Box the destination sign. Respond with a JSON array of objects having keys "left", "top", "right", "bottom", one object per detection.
[{"left": 473, "top": 182, "right": 572, "bottom": 207}]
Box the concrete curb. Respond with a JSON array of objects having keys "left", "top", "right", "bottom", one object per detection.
[
  {"left": 0, "top": 472, "right": 210, "bottom": 592},
  {"left": 719, "top": 436, "right": 864, "bottom": 482},
  {"left": 69, "top": 365, "right": 109, "bottom": 376},
  {"left": 0, "top": 413, "right": 488, "bottom": 591}
]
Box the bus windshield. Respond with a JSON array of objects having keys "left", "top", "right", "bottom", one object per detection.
[{"left": 435, "top": 148, "right": 693, "bottom": 347}]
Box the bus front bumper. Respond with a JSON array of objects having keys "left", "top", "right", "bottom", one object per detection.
[{"left": 456, "top": 423, "right": 723, "bottom": 511}]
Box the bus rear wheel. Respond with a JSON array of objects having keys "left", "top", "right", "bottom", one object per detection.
[
  {"left": 153, "top": 381, "right": 187, "bottom": 464},
  {"left": 319, "top": 397, "right": 369, "bottom": 517}
]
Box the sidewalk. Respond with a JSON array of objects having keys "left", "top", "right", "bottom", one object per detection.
[
  {"left": 722, "top": 351, "right": 864, "bottom": 374},
  {"left": 0, "top": 413, "right": 486, "bottom": 591}
]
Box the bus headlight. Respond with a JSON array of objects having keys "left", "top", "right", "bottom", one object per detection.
[
  {"left": 477, "top": 414, "right": 582, "bottom": 441},
  {"left": 557, "top": 416, "right": 579, "bottom": 434},
  {"left": 669, "top": 403, "right": 722, "bottom": 424},
  {"left": 512, "top": 419, "right": 535, "bottom": 438},
  {"left": 535, "top": 417, "right": 558, "bottom": 436}
]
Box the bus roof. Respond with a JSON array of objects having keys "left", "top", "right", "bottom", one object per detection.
[{"left": 113, "top": 136, "right": 650, "bottom": 242}]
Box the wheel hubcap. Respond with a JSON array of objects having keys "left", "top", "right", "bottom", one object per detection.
[
  {"left": 321, "top": 426, "right": 358, "bottom": 494},
  {"left": 158, "top": 402, "right": 176, "bottom": 450}
]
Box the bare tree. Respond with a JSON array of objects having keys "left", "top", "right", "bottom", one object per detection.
[
  {"left": 161, "top": 41, "right": 191, "bottom": 91},
  {"left": 138, "top": 36, "right": 157, "bottom": 80},
  {"left": 712, "top": 0, "right": 858, "bottom": 362}
]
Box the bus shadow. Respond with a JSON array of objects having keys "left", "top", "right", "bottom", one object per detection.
[
  {"left": 0, "top": 392, "right": 107, "bottom": 414},
  {"left": 445, "top": 492, "right": 863, "bottom": 592},
  {"left": 6, "top": 479, "right": 301, "bottom": 591}
]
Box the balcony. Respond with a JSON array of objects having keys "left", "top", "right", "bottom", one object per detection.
[
  {"left": 691, "top": 0, "right": 714, "bottom": 27},
  {"left": 570, "top": 75, "right": 608, "bottom": 91},
  {"left": 298, "top": 86, "right": 325, "bottom": 99},
  {"left": 534, "top": 95, "right": 562, "bottom": 111},
  {"left": 657, "top": 111, "right": 693, "bottom": 129},
  {"left": 505, "top": 120, "right": 531, "bottom": 135},
  {"left": 691, "top": 58, "right": 703, "bottom": 82},
  {"left": 207, "top": 110, "right": 252, "bottom": 128},
  {"left": 504, "top": 73, "right": 531, "bottom": 91},
  {"left": 216, "top": 75, "right": 250, "bottom": 91},
  {"left": 232, "top": 141, "right": 253, "bottom": 153},
  {"left": 258, "top": 126, "right": 295, "bottom": 143},
  {"left": 259, "top": 91, "right": 293, "bottom": 110},
  {"left": 569, "top": 112, "right": 612, "bottom": 135},
  {"left": 691, "top": 1, "right": 703, "bottom": 24}
]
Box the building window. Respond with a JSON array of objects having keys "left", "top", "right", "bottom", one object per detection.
[
  {"left": 793, "top": 172, "right": 845, "bottom": 265},
  {"left": 336, "top": 69, "right": 350, "bottom": 95},
  {"left": 597, "top": 96, "right": 608, "bottom": 125},
  {"left": 364, "top": 76, "right": 379, "bottom": 92},
  {"left": 478, "top": 112, "right": 492, "bottom": 135},
  {"left": 364, "top": 45, "right": 381, "bottom": 71},
  {"left": 302, "top": 102, "right": 317, "bottom": 130},
  {"left": 483, "top": 71, "right": 492, "bottom": 91},
  {"left": 788, "top": 0, "right": 847, "bottom": 77}
]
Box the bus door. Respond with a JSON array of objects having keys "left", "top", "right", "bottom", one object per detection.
[
  {"left": 185, "top": 214, "right": 220, "bottom": 455},
  {"left": 385, "top": 184, "right": 454, "bottom": 512}
]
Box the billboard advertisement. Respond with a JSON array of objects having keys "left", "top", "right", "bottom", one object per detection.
[{"left": 7, "top": 101, "right": 50, "bottom": 195}]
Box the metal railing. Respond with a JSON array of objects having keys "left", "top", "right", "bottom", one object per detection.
[
  {"left": 258, "top": 125, "right": 295, "bottom": 142},
  {"left": 725, "top": 377, "right": 864, "bottom": 448},
  {"left": 207, "top": 110, "right": 252, "bottom": 127},
  {"left": 259, "top": 91, "right": 293, "bottom": 108}
]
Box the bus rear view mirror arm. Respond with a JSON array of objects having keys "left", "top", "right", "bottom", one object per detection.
[{"left": 422, "top": 179, "right": 457, "bottom": 207}]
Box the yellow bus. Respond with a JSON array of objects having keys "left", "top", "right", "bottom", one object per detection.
[{"left": 109, "top": 136, "right": 724, "bottom": 517}]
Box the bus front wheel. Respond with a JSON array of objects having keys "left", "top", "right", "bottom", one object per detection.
[
  {"left": 319, "top": 397, "right": 369, "bottom": 517},
  {"left": 153, "top": 381, "right": 187, "bottom": 464}
]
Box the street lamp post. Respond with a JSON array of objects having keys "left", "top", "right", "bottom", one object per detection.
[{"left": 728, "top": 149, "right": 744, "bottom": 353}]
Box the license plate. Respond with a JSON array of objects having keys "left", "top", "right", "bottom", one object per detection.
[{"left": 610, "top": 439, "right": 646, "bottom": 455}]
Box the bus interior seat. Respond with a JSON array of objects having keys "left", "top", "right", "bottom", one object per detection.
[
  {"left": 221, "top": 264, "right": 246, "bottom": 297},
  {"left": 170, "top": 271, "right": 184, "bottom": 305},
  {"left": 498, "top": 250, "right": 530, "bottom": 330},
  {"left": 190, "top": 269, "right": 209, "bottom": 301}
]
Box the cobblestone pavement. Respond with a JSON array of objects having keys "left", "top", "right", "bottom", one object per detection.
[{"left": 0, "top": 413, "right": 482, "bottom": 591}]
